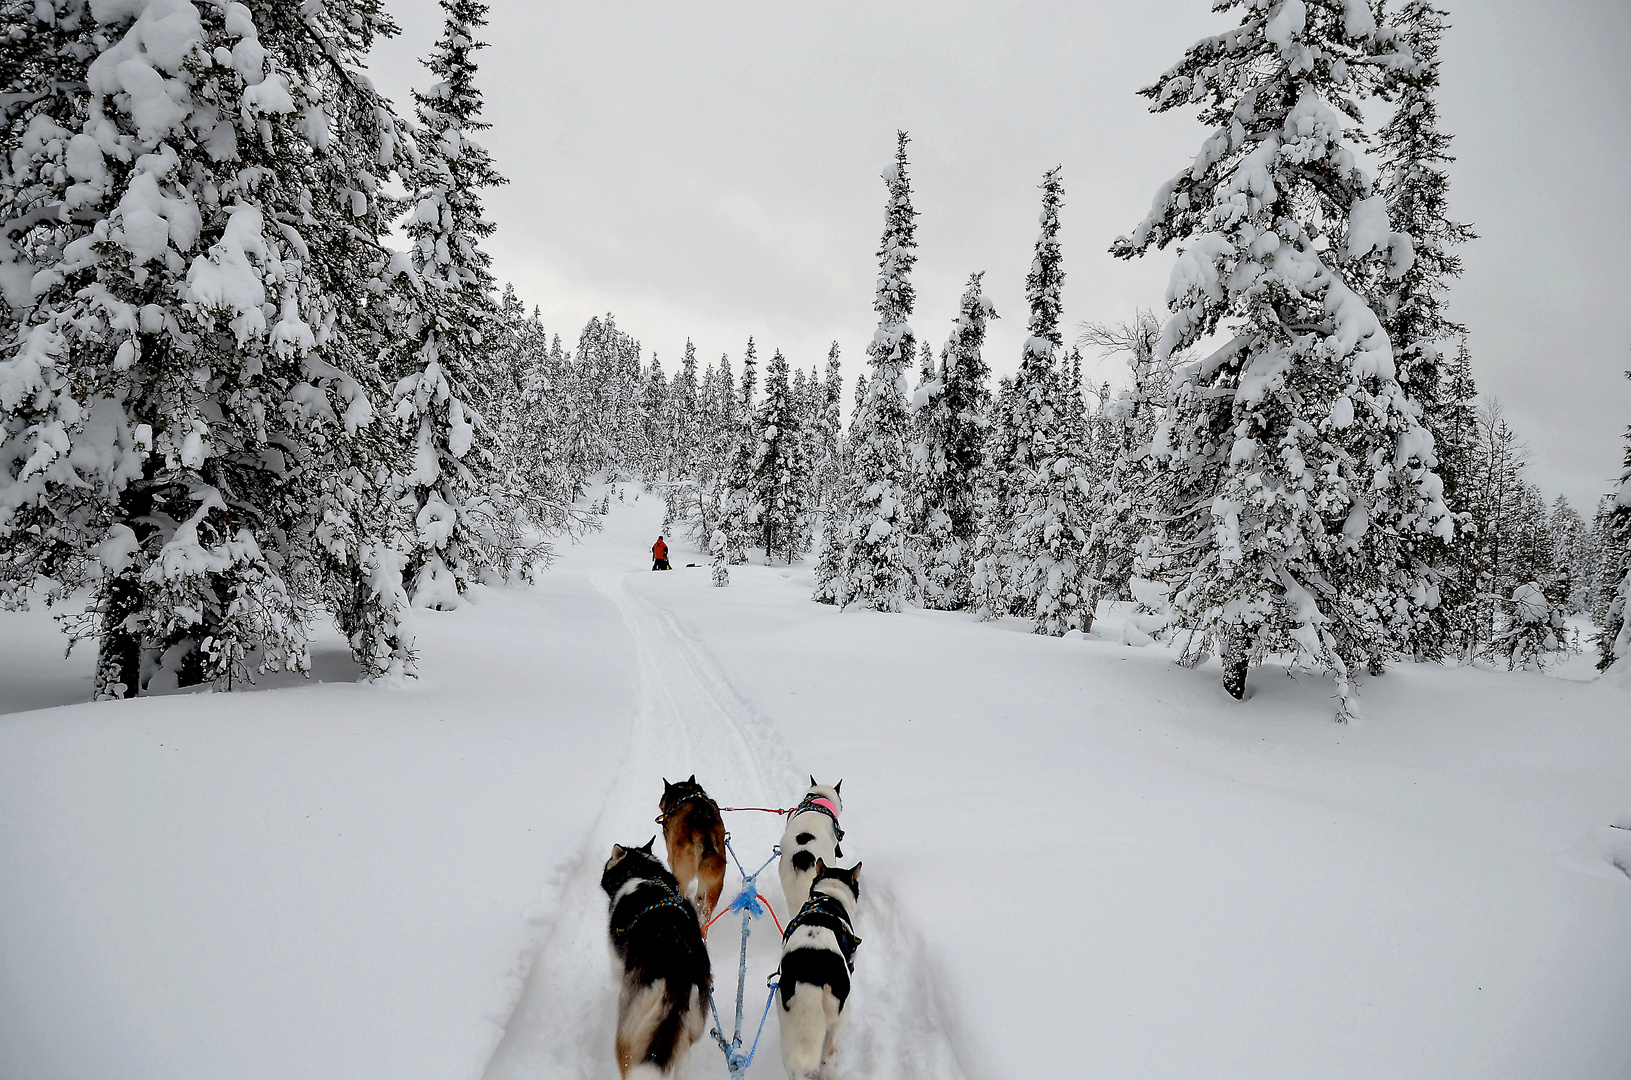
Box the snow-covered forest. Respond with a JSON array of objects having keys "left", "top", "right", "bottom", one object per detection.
[
  {"left": 3, "top": 0, "right": 1626, "bottom": 707},
  {"left": 3, "top": 1, "right": 1630, "bottom": 1078}
]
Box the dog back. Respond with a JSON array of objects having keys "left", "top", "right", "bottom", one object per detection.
[{"left": 602, "top": 844, "right": 711, "bottom": 1076}]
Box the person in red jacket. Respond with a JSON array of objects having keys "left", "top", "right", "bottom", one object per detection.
[{"left": 652, "top": 536, "right": 670, "bottom": 571}]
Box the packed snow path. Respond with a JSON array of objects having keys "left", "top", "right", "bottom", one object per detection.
[{"left": 483, "top": 499, "right": 976, "bottom": 1079}]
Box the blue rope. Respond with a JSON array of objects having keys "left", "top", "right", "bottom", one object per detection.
[
  {"left": 745, "top": 977, "right": 780, "bottom": 1068},
  {"left": 704, "top": 836, "right": 781, "bottom": 1078}
]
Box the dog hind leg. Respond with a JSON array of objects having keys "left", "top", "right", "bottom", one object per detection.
[
  {"left": 780, "top": 983, "right": 827, "bottom": 1077},
  {"left": 819, "top": 986, "right": 849, "bottom": 1080},
  {"left": 670, "top": 842, "right": 701, "bottom": 906},
  {"left": 697, "top": 851, "right": 726, "bottom": 925},
  {"left": 672, "top": 984, "right": 707, "bottom": 1080}
]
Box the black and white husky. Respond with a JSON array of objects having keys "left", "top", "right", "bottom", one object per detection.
[
  {"left": 601, "top": 839, "right": 711, "bottom": 1079},
  {"left": 778, "top": 860, "right": 862, "bottom": 1079},
  {"left": 779, "top": 778, "right": 843, "bottom": 916}
]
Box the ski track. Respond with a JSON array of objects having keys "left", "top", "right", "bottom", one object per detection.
[{"left": 480, "top": 568, "right": 979, "bottom": 1079}]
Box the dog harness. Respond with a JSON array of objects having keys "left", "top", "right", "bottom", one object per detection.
[
  {"left": 610, "top": 878, "right": 693, "bottom": 951},
  {"left": 655, "top": 788, "right": 714, "bottom": 826},
  {"left": 782, "top": 891, "right": 861, "bottom": 971},
  {"left": 794, "top": 793, "right": 845, "bottom": 856}
]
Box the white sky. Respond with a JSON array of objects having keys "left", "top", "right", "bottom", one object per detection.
[{"left": 367, "top": 0, "right": 1631, "bottom": 513}]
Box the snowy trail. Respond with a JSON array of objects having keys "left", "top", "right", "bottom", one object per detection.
[{"left": 481, "top": 565, "right": 979, "bottom": 1079}]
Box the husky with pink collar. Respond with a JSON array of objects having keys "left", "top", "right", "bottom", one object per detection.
[{"left": 779, "top": 778, "right": 844, "bottom": 915}]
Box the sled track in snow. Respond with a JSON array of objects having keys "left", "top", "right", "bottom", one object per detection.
[{"left": 480, "top": 570, "right": 981, "bottom": 1079}]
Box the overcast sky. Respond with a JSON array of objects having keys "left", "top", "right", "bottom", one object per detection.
[{"left": 366, "top": 0, "right": 1631, "bottom": 513}]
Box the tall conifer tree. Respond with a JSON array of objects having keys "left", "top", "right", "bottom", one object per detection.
[
  {"left": 718, "top": 337, "right": 759, "bottom": 562},
  {"left": 394, "top": 0, "right": 511, "bottom": 608},
  {"left": 913, "top": 273, "right": 995, "bottom": 609},
  {"left": 751, "top": 348, "right": 811, "bottom": 562},
  {"left": 1596, "top": 367, "right": 1631, "bottom": 672},
  {"left": 815, "top": 132, "right": 918, "bottom": 610},
  {"left": 1111, "top": 0, "right": 1451, "bottom": 716},
  {"left": 1, "top": 0, "right": 417, "bottom": 693},
  {"left": 1008, "top": 168, "right": 1095, "bottom": 635},
  {"left": 1366, "top": 0, "right": 1477, "bottom": 659}
]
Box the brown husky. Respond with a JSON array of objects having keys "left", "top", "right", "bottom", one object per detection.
[{"left": 658, "top": 776, "right": 728, "bottom": 929}]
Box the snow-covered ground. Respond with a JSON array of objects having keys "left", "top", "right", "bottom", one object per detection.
[{"left": 3, "top": 487, "right": 1629, "bottom": 1079}]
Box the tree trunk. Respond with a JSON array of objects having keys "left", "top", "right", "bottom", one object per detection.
[
  {"left": 1221, "top": 623, "right": 1251, "bottom": 700},
  {"left": 93, "top": 569, "right": 144, "bottom": 699},
  {"left": 94, "top": 476, "right": 158, "bottom": 700},
  {"left": 176, "top": 636, "right": 208, "bottom": 688}
]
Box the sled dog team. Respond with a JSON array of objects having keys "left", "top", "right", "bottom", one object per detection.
[{"left": 601, "top": 776, "right": 861, "bottom": 1079}]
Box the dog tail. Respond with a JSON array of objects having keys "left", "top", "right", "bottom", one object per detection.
[
  {"left": 700, "top": 806, "right": 726, "bottom": 858},
  {"left": 618, "top": 979, "right": 668, "bottom": 1068},
  {"left": 779, "top": 982, "right": 828, "bottom": 1073},
  {"left": 642, "top": 977, "right": 702, "bottom": 1074}
]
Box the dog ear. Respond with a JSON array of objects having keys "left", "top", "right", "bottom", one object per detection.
[
  {"left": 662, "top": 778, "right": 670, "bottom": 791},
  {"left": 610, "top": 844, "right": 626, "bottom": 860},
  {"left": 688, "top": 773, "right": 696, "bottom": 785},
  {"left": 641, "top": 836, "right": 656, "bottom": 853},
  {"left": 834, "top": 780, "right": 842, "bottom": 795},
  {"left": 810, "top": 774, "right": 817, "bottom": 788},
  {"left": 813, "top": 858, "right": 827, "bottom": 877},
  {"left": 848, "top": 862, "right": 862, "bottom": 883}
]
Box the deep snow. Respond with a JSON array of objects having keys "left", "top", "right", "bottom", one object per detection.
[{"left": 3, "top": 486, "right": 1629, "bottom": 1079}]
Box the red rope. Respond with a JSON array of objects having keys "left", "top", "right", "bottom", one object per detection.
[
  {"left": 757, "top": 894, "right": 783, "bottom": 935},
  {"left": 716, "top": 805, "right": 791, "bottom": 815},
  {"left": 703, "top": 894, "right": 785, "bottom": 936}
]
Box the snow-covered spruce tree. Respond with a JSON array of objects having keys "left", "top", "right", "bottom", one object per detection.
[
  {"left": 1595, "top": 369, "right": 1631, "bottom": 672},
  {"left": 1461, "top": 399, "right": 1537, "bottom": 651},
  {"left": 709, "top": 528, "right": 729, "bottom": 587},
  {"left": 492, "top": 307, "right": 581, "bottom": 548},
  {"left": 750, "top": 348, "right": 812, "bottom": 562},
  {"left": 1365, "top": 0, "right": 1476, "bottom": 660},
  {"left": 715, "top": 337, "right": 758, "bottom": 562},
  {"left": 1545, "top": 496, "right": 1589, "bottom": 614},
  {"left": 392, "top": 0, "right": 515, "bottom": 608},
  {"left": 815, "top": 131, "right": 918, "bottom": 611},
  {"left": 561, "top": 312, "right": 638, "bottom": 482},
  {"left": 1110, "top": 0, "right": 1451, "bottom": 716},
  {"left": 669, "top": 338, "right": 700, "bottom": 479},
  {"left": 968, "top": 373, "right": 1013, "bottom": 618},
  {"left": 1589, "top": 494, "right": 1624, "bottom": 630},
  {"left": 813, "top": 341, "right": 844, "bottom": 515},
  {"left": 1376, "top": 1, "right": 1474, "bottom": 435},
  {"left": 911, "top": 272, "right": 995, "bottom": 609},
  {"left": 975, "top": 171, "right": 1071, "bottom": 622},
  {"left": 639, "top": 352, "right": 669, "bottom": 482},
  {"left": 979, "top": 166, "right": 1095, "bottom": 634},
  {"left": 487, "top": 283, "right": 526, "bottom": 436},
  {"left": 904, "top": 337, "right": 938, "bottom": 598},
  {"left": 1433, "top": 338, "right": 1482, "bottom": 651},
  {"left": 1078, "top": 313, "right": 1174, "bottom": 609},
  {"left": 0, "top": 0, "right": 421, "bottom": 693},
  {"left": 1010, "top": 180, "right": 1096, "bottom": 636},
  {"left": 679, "top": 353, "right": 731, "bottom": 549},
  {"left": 1585, "top": 494, "right": 1619, "bottom": 624},
  {"left": 811, "top": 365, "right": 862, "bottom": 605},
  {"left": 1486, "top": 581, "right": 1570, "bottom": 672}
]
